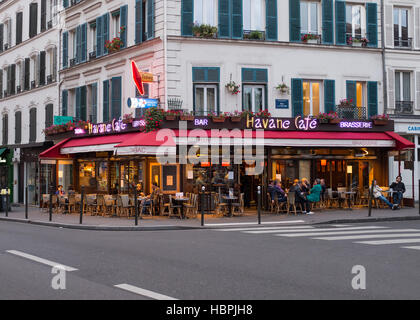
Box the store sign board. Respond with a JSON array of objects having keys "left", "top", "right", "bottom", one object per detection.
[
  {"left": 127, "top": 98, "right": 159, "bottom": 109},
  {"left": 246, "top": 115, "right": 318, "bottom": 131},
  {"left": 339, "top": 121, "right": 373, "bottom": 129},
  {"left": 275, "top": 99, "right": 289, "bottom": 109},
  {"left": 54, "top": 116, "right": 74, "bottom": 125},
  {"left": 407, "top": 125, "right": 420, "bottom": 133},
  {"left": 74, "top": 118, "right": 128, "bottom": 135}
]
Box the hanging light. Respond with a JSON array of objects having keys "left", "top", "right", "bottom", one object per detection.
[{"left": 321, "top": 159, "right": 327, "bottom": 166}]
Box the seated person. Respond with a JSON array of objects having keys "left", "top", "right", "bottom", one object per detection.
[
  {"left": 389, "top": 176, "right": 405, "bottom": 208},
  {"left": 56, "top": 185, "right": 65, "bottom": 197},
  {"left": 373, "top": 180, "right": 397, "bottom": 210},
  {"left": 141, "top": 182, "right": 161, "bottom": 214},
  {"left": 273, "top": 180, "right": 287, "bottom": 203},
  {"left": 307, "top": 179, "right": 322, "bottom": 205},
  {"left": 290, "top": 179, "right": 312, "bottom": 215}
]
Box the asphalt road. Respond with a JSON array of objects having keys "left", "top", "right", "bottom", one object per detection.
[{"left": 1, "top": 220, "right": 420, "bottom": 300}]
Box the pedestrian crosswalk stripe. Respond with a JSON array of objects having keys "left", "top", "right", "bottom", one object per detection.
[
  {"left": 314, "top": 233, "right": 420, "bottom": 241},
  {"left": 217, "top": 226, "right": 315, "bottom": 232},
  {"left": 401, "top": 246, "right": 420, "bottom": 250},
  {"left": 356, "top": 239, "right": 420, "bottom": 245},
  {"left": 277, "top": 229, "right": 418, "bottom": 237},
  {"left": 208, "top": 220, "right": 305, "bottom": 227},
  {"left": 246, "top": 226, "right": 387, "bottom": 235}
]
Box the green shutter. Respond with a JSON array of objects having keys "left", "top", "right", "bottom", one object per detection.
[
  {"left": 147, "top": 0, "right": 154, "bottom": 39},
  {"left": 103, "top": 80, "right": 109, "bottom": 122},
  {"left": 367, "top": 81, "right": 378, "bottom": 117},
  {"left": 80, "top": 86, "right": 87, "bottom": 121},
  {"left": 62, "top": 31, "right": 68, "bottom": 68},
  {"left": 289, "top": 0, "right": 300, "bottom": 42},
  {"left": 75, "top": 25, "right": 81, "bottom": 63},
  {"left": 29, "top": 108, "right": 37, "bottom": 142},
  {"left": 81, "top": 23, "right": 87, "bottom": 62},
  {"left": 346, "top": 80, "right": 357, "bottom": 105},
  {"left": 96, "top": 16, "right": 103, "bottom": 57},
  {"left": 193, "top": 67, "right": 220, "bottom": 82},
  {"left": 266, "top": 0, "right": 277, "bottom": 41},
  {"left": 324, "top": 80, "right": 335, "bottom": 113},
  {"left": 62, "top": 90, "right": 68, "bottom": 116},
  {"left": 366, "top": 3, "right": 378, "bottom": 47},
  {"left": 111, "top": 77, "right": 122, "bottom": 120},
  {"left": 15, "top": 111, "right": 21, "bottom": 144},
  {"left": 292, "top": 79, "right": 303, "bottom": 117},
  {"left": 120, "top": 5, "right": 128, "bottom": 48},
  {"left": 103, "top": 13, "right": 109, "bottom": 55},
  {"left": 242, "top": 68, "right": 267, "bottom": 83},
  {"left": 322, "top": 0, "right": 333, "bottom": 44},
  {"left": 135, "top": 0, "right": 143, "bottom": 44},
  {"left": 335, "top": 1, "right": 346, "bottom": 45},
  {"left": 91, "top": 83, "right": 97, "bottom": 123},
  {"left": 63, "top": 0, "right": 68, "bottom": 8},
  {"left": 231, "top": 0, "right": 242, "bottom": 39},
  {"left": 75, "top": 87, "right": 81, "bottom": 120},
  {"left": 218, "top": 0, "right": 230, "bottom": 38},
  {"left": 181, "top": 0, "right": 193, "bottom": 36}
]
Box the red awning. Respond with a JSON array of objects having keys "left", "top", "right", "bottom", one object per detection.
[
  {"left": 39, "top": 138, "right": 72, "bottom": 159},
  {"left": 385, "top": 131, "right": 415, "bottom": 150},
  {"left": 116, "top": 130, "right": 176, "bottom": 147}
]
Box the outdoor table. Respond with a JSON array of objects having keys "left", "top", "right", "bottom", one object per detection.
[
  {"left": 222, "top": 196, "right": 238, "bottom": 217},
  {"left": 340, "top": 191, "right": 356, "bottom": 210},
  {"left": 173, "top": 197, "right": 189, "bottom": 219}
]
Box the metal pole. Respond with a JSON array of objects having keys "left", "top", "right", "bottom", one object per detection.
[
  {"left": 201, "top": 186, "right": 205, "bottom": 227},
  {"left": 5, "top": 190, "right": 9, "bottom": 218},
  {"left": 49, "top": 191, "right": 53, "bottom": 222},
  {"left": 79, "top": 186, "right": 84, "bottom": 224},
  {"left": 368, "top": 180, "right": 374, "bottom": 217},
  {"left": 418, "top": 179, "right": 420, "bottom": 215},
  {"left": 25, "top": 186, "right": 28, "bottom": 219},
  {"left": 257, "top": 185, "right": 261, "bottom": 225},
  {"left": 134, "top": 187, "right": 139, "bottom": 226}
]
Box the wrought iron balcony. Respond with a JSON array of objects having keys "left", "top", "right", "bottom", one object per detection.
[
  {"left": 336, "top": 106, "right": 367, "bottom": 120},
  {"left": 31, "top": 80, "right": 36, "bottom": 89},
  {"left": 70, "top": 58, "right": 76, "bottom": 67},
  {"left": 89, "top": 51, "right": 96, "bottom": 60},
  {"left": 47, "top": 20, "right": 53, "bottom": 29},
  {"left": 395, "top": 101, "right": 414, "bottom": 115},
  {"left": 47, "top": 75, "right": 53, "bottom": 84},
  {"left": 167, "top": 97, "right": 183, "bottom": 110},
  {"left": 243, "top": 30, "right": 266, "bottom": 41},
  {"left": 394, "top": 37, "right": 412, "bottom": 49}
]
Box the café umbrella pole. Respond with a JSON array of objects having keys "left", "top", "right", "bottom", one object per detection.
[
  {"left": 257, "top": 186, "right": 261, "bottom": 225},
  {"left": 368, "top": 180, "right": 374, "bottom": 217},
  {"left": 79, "top": 186, "right": 85, "bottom": 224},
  {"left": 201, "top": 186, "right": 205, "bottom": 227}
]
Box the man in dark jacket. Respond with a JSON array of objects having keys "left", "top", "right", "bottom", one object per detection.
[
  {"left": 390, "top": 176, "right": 405, "bottom": 208},
  {"left": 290, "top": 179, "right": 311, "bottom": 214}
]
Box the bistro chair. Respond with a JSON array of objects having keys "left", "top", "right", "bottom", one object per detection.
[
  {"left": 67, "top": 194, "right": 76, "bottom": 214},
  {"left": 286, "top": 192, "right": 303, "bottom": 215},
  {"left": 120, "top": 195, "right": 135, "bottom": 217},
  {"left": 267, "top": 192, "right": 278, "bottom": 214},
  {"left": 358, "top": 188, "right": 370, "bottom": 207},
  {"left": 96, "top": 194, "right": 105, "bottom": 216},
  {"left": 389, "top": 188, "right": 404, "bottom": 208},
  {"left": 58, "top": 196, "right": 69, "bottom": 214},
  {"left": 103, "top": 195, "right": 116, "bottom": 216},
  {"left": 73, "top": 194, "right": 82, "bottom": 213},
  {"left": 85, "top": 194, "right": 98, "bottom": 215},
  {"left": 215, "top": 193, "right": 228, "bottom": 216},
  {"left": 232, "top": 193, "right": 245, "bottom": 216},
  {"left": 168, "top": 195, "right": 182, "bottom": 219},
  {"left": 327, "top": 188, "right": 339, "bottom": 208},
  {"left": 41, "top": 194, "right": 50, "bottom": 212},
  {"left": 184, "top": 194, "right": 198, "bottom": 218},
  {"left": 139, "top": 198, "right": 153, "bottom": 217},
  {"left": 157, "top": 194, "right": 170, "bottom": 216}
]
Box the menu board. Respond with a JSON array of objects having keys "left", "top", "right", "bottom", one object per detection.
[{"left": 163, "top": 165, "right": 177, "bottom": 191}]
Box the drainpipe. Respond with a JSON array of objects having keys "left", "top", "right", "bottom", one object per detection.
[
  {"left": 163, "top": 0, "right": 168, "bottom": 110},
  {"left": 381, "top": 0, "right": 388, "bottom": 114}
]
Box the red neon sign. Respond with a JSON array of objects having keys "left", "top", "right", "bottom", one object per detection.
[{"left": 131, "top": 60, "right": 145, "bottom": 96}]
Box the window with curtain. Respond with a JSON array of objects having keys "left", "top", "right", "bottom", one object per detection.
[
  {"left": 300, "top": 1, "right": 319, "bottom": 34},
  {"left": 302, "top": 81, "right": 321, "bottom": 116},
  {"left": 194, "top": 0, "right": 216, "bottom": 26},
  {"left": 346, "top": 4, "right": 366, "bottom": 39},
  {"left": 395, "top": 71, "right": 411, "bottom": 102},
  {"left": 394, "top": 8, "right": 409, "bottom": 47},
  {"left": 355, "top": 82, "right": 364, "bottom": 108},
  {"left": 243, "top": 0, "right": 265, "bottom": 31},
  {"left": 194, "top": 85, "right": 217, "bottom": 115},
  {"left": 243, "top": 85, "right": 265, "bottom": 113}
]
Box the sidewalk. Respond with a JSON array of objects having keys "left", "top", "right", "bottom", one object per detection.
[{"left": 1, "top": 205, "right": 420, "bottom": 231}]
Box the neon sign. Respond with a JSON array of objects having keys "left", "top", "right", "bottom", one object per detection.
[
  {"left": 339, "top": 121, "right": 373, "bottom": 129},
  {"left": 74, "top": 118, "right": 128, "bottom": 135},
  {"left": 194, "top": 118, "right": 209, "bottom": 126},
  {"left": 246, "top": 115, "right": 318, "bottom": 131},
  {"left": 131, "top": 61, "right": 154, "bottom": 97}
]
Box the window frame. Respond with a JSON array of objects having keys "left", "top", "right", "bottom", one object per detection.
[
  {"left": 242, "top": 84, "right": 266, "bottom": 113},
  {"left": 345, "top": 3, "right": 366, "bottom": 39},
  {"left": 194, "top": 0, "right": 218, "bottom": 27},
  {"left": 302, "top": 80, "right": 322, "bottom": 117},
  {"left": 300, "top": 0, "right": 320, "bottom": 35},
  {"left": 243, "top": 0, "right": 266, "bottom": 32},
  {"left": 395, "top": 71, "right": 412, "bottom": 102},
  {"left": 193, "top": 84, "right": 218, "bottom": 115}
]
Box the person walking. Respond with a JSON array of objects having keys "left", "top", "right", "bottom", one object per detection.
[
  {"left": 389, "top": 176, "right": 405, "bottom": 209},
  {"left": 373, "top": 180, "right": 397, "bottom": 210}
]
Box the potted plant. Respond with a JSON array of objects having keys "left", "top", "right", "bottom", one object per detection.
[
  {"left": 225, "top": 81, "right": 240, "bottom": 95},
  {"left": 255, "top": 110, "right": 271, "bottom": 118},
  {"left": 241, "top": 110, "right": 254, "bottom": 119},
  {"left": 301, "top": 33, "right": 320, "bottom": 44},
  {"left": 165, "top": 109, "right": 180, "bottom": 121},
  {"left": 244, "top": 30, "right": 264, "bottom": 40},
  {"left": 229, "top": 110, "right": 243, "bottom": 122},
  {"left": 123, "top": 113, "right": 134, "bottom": 124},
  {"left": 326, "top": 112, "right": 340, "bottom": 124},
  {"left": 316, "top": 113, "right": 331, "bottom": 124},
  {"left": 348, "top": 37, "right": 369, "bottom": 47},
  {"left": 144, "top": 107, "right": 165, "bottom": 132},
  {"left": 209, "top": 112, "right": 226, "bottom": 123},
  {"left": 105, "top": 26, "right": 125, "bottom": 53},
  {"left": 180, "top": 110, "right": 195, "bottom": 121},
  {"left": 276, "top": 83, "right": 290, "bottom": 95},
  {"left": 192, "top": 23, "right": 218, "bottom": 38},
  {"left": 371, "top": 114, "right": 390, "bottom": 125}
]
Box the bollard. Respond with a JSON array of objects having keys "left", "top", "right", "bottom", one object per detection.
[
  {"left": 257, "top": 186, "right": 261, "bottom": 225},
  {"left": 201, "top": 186, "right": 205, "bottom": 227},
  {"left": 418, "top": 179, "right": 420, "bottom": 216},
  {"left": 5, "top": 190, "right": 9, "bottom": 218},
  {"left": 25, "top": 186, "right": 28, "bottom": 220},
  {"left": 79, "top": 186, "right": 85, "bottom": 224},
  {"left": 134, "top": 187, "right": 139, "bottom": 226},
  {"left": 49, "top": 192, "right": 53, "bottom": 222},
  {"left": 368, "top": 180, "right": 374, "bottom": 217}
]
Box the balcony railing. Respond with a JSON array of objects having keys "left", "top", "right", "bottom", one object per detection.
[
  {"left": 70, "top": 58, "right": 76, "bottom": 67},
  {"left": 167, "top": 97, "right": 183, "bottom": 110},
  {"left": 336, "top": 106, "right": 367, "bottom": 120},
  {"left": 31, "top": 80, "right": 36, "bottom": 89},
  {"left": 394, "top": 37, "right": 412, "bottom": 49},
  {"left": 395, "top": 101, "right": 414, "bottom": 115},
  {"left": 89, "top": 51, "right": 96, "bottom": 60},
  {"left": 47, "top": 75, "right": 53, "bottom": 84},
  {"left": 243, "top": 30, "right": 266, "bottom": 41}
]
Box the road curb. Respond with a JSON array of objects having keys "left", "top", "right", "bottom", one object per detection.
[{"left": 313, "top": 216, "right": 420, "bottom": 225}]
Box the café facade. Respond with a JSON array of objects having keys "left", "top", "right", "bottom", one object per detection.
[{"left": 39, "top": 114, "right": 415, "bottom": 208}]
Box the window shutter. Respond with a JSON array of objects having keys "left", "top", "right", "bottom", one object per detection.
[
  {"left": 147, "top": 0, "right": 154, "bottom": 39},
  {"left": 346, "top": 80, "right": 357, "bottom": 105},
  {"left": 416, "top": 72, "right": 420, "bottom": 110},
  {"left": 385, "top": 5, "right": 393, "bottom": 47},
  {"left": 231, "top": 0, "right": 242, "bottom": 39},
  {"left": 366, "top": 3, "right": 378, "bottom": 48},
  {"left": 218, "top": 0, "right": 230, "bottom": 38},
  {"left": 75, "top": 87, "right": 81, "bottom": 120},
  {"left": 15, "top": 111, "right": 21, "bottom": 144},
  {"left": 0, "top": 70, "right": 2, "bottom": 98},
  {"left": 7, "top": 19, "right": 11, "bottom": 46},
  {"left": 289, "top": 0, "right": 300, "bottom": 42},
  {"left": 76, "top": 25, "right": 81, "bottom": 63},
  {"left": 81, "top": 86, "right": 87, "bottom": 121},
  {"left": 29, "top": 3, "right": 38, "bottom": 38},
  {"left": 367, "top": 81, "right": 378, "bottom": 117},
  {"left": 24, "top": 58, "right": 30, "bottom": 90},
  {"left": 53, "top": 46, "right": 57, "bottom": 81},
  {"left": 266, "top": 0, "right": 277, "bottom": 41},
  {"left": 45, "top": 104, "right": 53, "bottom": 129},
  {"left": 62, "top": 31, "right": 68, "bottom": 68},
  {"left": 41, "top": 0, "right": 47, "bottom": 32},
  {"left": 322, "top": 0, "right": 333, "bottom": 44},
  {"left": 39, "top": 51, "right": 46, "bottom": 86},
  {"left": 11, "top": 64, "right": 16, "bottom": 94},
  {"left": 102, "top": 13, "right": 109, "bottom": 55},
  {"left": 91, "top": 83, "right": 97, "bottom": 123},
  {"left": 63, "top": 0, "right": 69, "bottom": 8},
  {"left": 242, "top": 68, "right": 267, "bottom": 83},
  {"left": 16, "top": 12, "right": 23, "bottom": 45},
  {"left": 120, "top": 5, "right": 128, "bottom": 48},
  {"left": 135, "top": 0, "right": 143, "bottom": 43},
  {"left": 416, "top": 8, "right": 420, "bottom": 49},
  {"left": 388, "top": 69, "right": 395, "bottom": 109},
  {"left": 0, "top": 24, "right": 3, "bottom": 53},
  {"left": 29, "top": 108, "right": 37, "bottom": 142},
  {"left": 181, "top": 0, "right": 193, "bottom": 36},
  {"left": 96, "top": 16, "right": 103, "bottom": 57},
  {"left": 292, "top": 79, "right": 303, "bottom": 117},
  {"left": 193, "top": 68, "right": 220, "bottom": 82},
  {"left": 111, "top": 77, "right": 122, "bottom": 120},
  {"left": 3, "top": 115, "right": 8, "bottom": 145},
  {"left": 7, "top": 65, "right": 11, "bottom": 94},
  {"left": 81, "top": 23, "right": 87, "bottom": 62},
  {"left": 335, "top": 1, "right": 346, "bottom": 45},
  {"left": 62, "top": 90, "right": 68, "bottom": 116},
  {"left": 103, "top": 80, "right": 110, "bottom": 122},
  {"left": 324, "top": 80, "right": 335, "bottom": 113}
]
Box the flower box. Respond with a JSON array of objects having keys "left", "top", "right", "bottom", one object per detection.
[
  {"left": 352, "top": 42, "right": 363, "bottom": 47},
  {"left": 373, "top": 119, "right": 388, "bottom": 126},
  {"left": 165, "top": 115, "right": 177, "bottom": 121},
  {"left": 318, "top": 118, "right": 329, "bottom": 124},
  {"left": 329, "top": 118, "right": 341, "bottom": 124},
  {"left": 307, "top": 39, "right": 318, "bottom": 44},
  {"left": 180, "top": 115, "right": 194, "bottom": 121},
  {"left": 230, "top": 116, "right": 242, "bottom": 122},
  {"left": 212, "top": 116, "right": 226, "bottom": 123}
]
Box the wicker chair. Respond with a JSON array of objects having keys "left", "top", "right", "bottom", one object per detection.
[
  {"left": 168, "top": 195, "right": 182, "bottom": 219},
  {"left": 232, "top": 193, "right": 245, "bottom": 216},
  {"left": 184, "top": 194, "right": 198, "bottom": 218}
]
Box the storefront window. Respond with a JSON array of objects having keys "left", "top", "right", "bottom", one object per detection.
[
  {"left": 58, "top": 160, "right": 73, "bottom": 192},
  {"left": 97, "top": 161, "right": 108, "bottom": 192},
  {"left": 40, "top": 161, "right": 57, "bottom": 196},
  {"left": 27, "top": 162, "right": 39, "bottom": 205},
  {"left": 79, "top": 161, "right": 96, "bottom": 190}
]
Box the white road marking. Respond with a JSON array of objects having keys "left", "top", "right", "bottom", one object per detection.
[
  {"left": 6, "top": 250, "right": 78, "bottom": 272},
  {"left": 356, "top": 239, "right": 420, "bottom": 245},
  {"left": 248, "top": 226, "right": 387, "bottom": 235},
  {"left": 206, "top": 220, "right": 305, "bottom": 227},
  {"left": 115, "top": 284, "right": 178, "bottom": 300},
  {"left": 217, "top": 226, "right": 314, "bottom": 232},
  {"left": 277, "top": 229, "right": 415, "bottom": 237},
  {"left": 314, "top": 233, "right": 420, "bottom": 241},
  {"left": 401, "top": 246, "right": 420, "bottom": 250}
]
